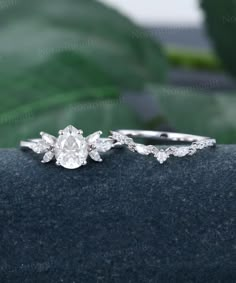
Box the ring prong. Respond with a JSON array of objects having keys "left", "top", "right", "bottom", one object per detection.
[
  {"left": 89, "top": 144, "right": 96, "bottom": 152},
  {"left": 58, "top": 130, "right": 64, "bottom": 135},
  {"left": 56, "top": 160, "right": 61, "bottom": 166},
  {"left": 78, "top": 129, "right": 83, "bottom": 135}
]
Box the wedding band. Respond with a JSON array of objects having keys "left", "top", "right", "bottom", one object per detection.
[
  {"left": 110, "top": 130, "right": 216, "bottom": 164},
  {"left": 20, "top": 125, "right": 114, "bottom": 169}
]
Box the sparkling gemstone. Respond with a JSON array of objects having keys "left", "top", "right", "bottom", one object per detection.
[
  {"left": 87, "top": 131, "right": 102, "bottom": 144},
  {"left": 89, "top": 150, "right": 102, "bottom": 162},
  {"left": 188, "top": 146, "right": 197, "bottom": 155},
  {"left": 42, "top": 151, "right": 54, "bottom": 163},
  {"left": 32, "top": 140, "right": 50, "bottom": 154},
  {"left": 155, "top": 150, "right": 169, "bottom": 164},
  {"left": 54, "top": 126, "right": 88, "bottom": 169},
  {"left": 206, "top": 139, "right": 215, "bottom": 147},
  {"left": 147, "top": 145, "right": 157, "bottom": 154},
  {"left": 135, "top": 143, "right": 149, "bottom": 155},
  {"left": 95, "top": 138, "right": 113, "bottom": 152},
  {"left": 173, "top": 147, "right": 189, "bottom": 157},
  {"left": 195, "top": 142, "right": 205, "bottom": 149},
  {"left": 111, "top": 132, "right": 126, "bottom": 144},
  {"left": 41, "top": 133, "right": 56, "bottom": 145}
]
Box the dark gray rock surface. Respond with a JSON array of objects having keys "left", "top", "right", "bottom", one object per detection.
[{"left": 0, "top": 147, "right": 235, "bottom": 282}]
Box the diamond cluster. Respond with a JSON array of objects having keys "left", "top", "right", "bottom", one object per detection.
[
  {"left": 30, "top": 125, "right": 114, "bottom": 169},
  {"left": 111, "top": 131, "right": 216, "bottom": 164}
]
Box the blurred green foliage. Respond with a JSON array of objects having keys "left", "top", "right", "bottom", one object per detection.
[
  {"left": 167, "top": 48, "right": 222, "bottom": 71},
  {"left": 0, "top": 92, "right": 141, "bottom": 147},
  {"left": 0, "top": 0, "right": 168, "bottom": 146},
  {"left": 0, "top": 0, "right": 167, "bottom": 95},
  {"left": 147, "top": 85, "right": 236, "bottom": 144},
  {"left": 201, "top": 0, "right": 236, "bottom": 77},
  {"left": 0, "top": 0, "right": 236, "bottom": 147},
  {"left": 3, "top": 84, "right": 236, "bottom": 146}
]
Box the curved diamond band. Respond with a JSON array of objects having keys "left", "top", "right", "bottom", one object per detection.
[
  {"left": 111, "top": 130, "right": 216, "bottom": 164},
  {"left": 20, "top": 125, "right": 114, "bottom": 169}
]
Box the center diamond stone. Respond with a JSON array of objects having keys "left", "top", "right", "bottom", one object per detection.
[{"left": 54, "top": 125, "right": 88, "bottom": 169}]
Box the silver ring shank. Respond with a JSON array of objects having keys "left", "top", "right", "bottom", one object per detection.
[
  {"left": 20, "top": 139, "right": 42, "bottom": 149},
  {"left": 117, "top": 130, "right": 209, "bottom": 143}
]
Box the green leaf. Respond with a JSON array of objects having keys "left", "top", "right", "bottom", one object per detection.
[
  {"left": 0, "top": 0, "right": 167, "bottom": 114},
  {"left": 0, "top": 90, "right": 141, "bottom": 147},
  {"left": 147, "top": 85, "right": 236, "bottom": 144},
  {"left": 0, "top": 0, "right": 167, "bottom": 147},
  {"left": 201, "top": 0, "right": 236, "bottom": 78},
  {"left": 0, "top": 87, "right": 119, "bottom": 124},
  {"left": 167, "top": 48, "right": 222, "bottom": 71}
]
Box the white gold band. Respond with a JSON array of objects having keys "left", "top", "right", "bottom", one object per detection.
[
  {"left": 111, "top": 130, "right": 216, "bottom": 164},
  {"left": 20, "top": 139, "right": 42, "bottom": 149}
]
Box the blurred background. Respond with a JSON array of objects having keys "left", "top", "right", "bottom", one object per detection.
[{"left": 1, "top": 0, "right": 236, "bottom": 147}]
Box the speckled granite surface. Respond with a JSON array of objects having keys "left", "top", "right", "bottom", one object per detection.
[{"left": 0, "top": 146, "right": 235, "bottom": 283}]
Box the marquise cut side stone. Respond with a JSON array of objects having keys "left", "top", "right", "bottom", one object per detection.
[
  {"left": 31, "top": 140, "right": 50, "bottom": 154},
  {"left": 41, "top": 133, "right": 56, "bottom": 146},
  {"left": 173, "top": 147, "right": 190, "bottom": 157},
  {"left": 87, "top": 131, "right": 102, "bottom": 144},
  {"left": 135, "top": 144, "right": 149, "bottom": 155},
  {"left": 42, "top": 151, "right": 54, "bottom": 163},
  {"left": 95, "top": 139, "right": 113, "bottom": 153},
  {"left": 89, "top": 150, "right": 102, "bottom": 162}
]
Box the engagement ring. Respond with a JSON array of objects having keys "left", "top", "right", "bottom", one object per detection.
[{"left": 20, "top": 125, "right": 114, "bottom": 169}]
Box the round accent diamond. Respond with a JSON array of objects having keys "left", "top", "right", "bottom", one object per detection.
[
  {"left": 54, "top": 126, "right": 88, "bottom": 169},
  {"left": 154, "top": 150, "right": 169, "bottom": 164}
]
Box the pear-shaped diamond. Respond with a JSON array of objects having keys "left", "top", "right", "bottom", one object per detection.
[{"left": 54, "top": 126, "right": 88, "bottom": 169}]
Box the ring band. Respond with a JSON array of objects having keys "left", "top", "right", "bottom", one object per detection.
[
  {"left": 20, "top": 125, "right": 114, "bottom": 169},
  {"left": 111, "top": 130, "right": 216, "bottom": 164}
]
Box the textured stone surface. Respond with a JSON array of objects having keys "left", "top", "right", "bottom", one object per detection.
[{"left": 0, "top": 146, "right": 235, "bottom": 282}]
